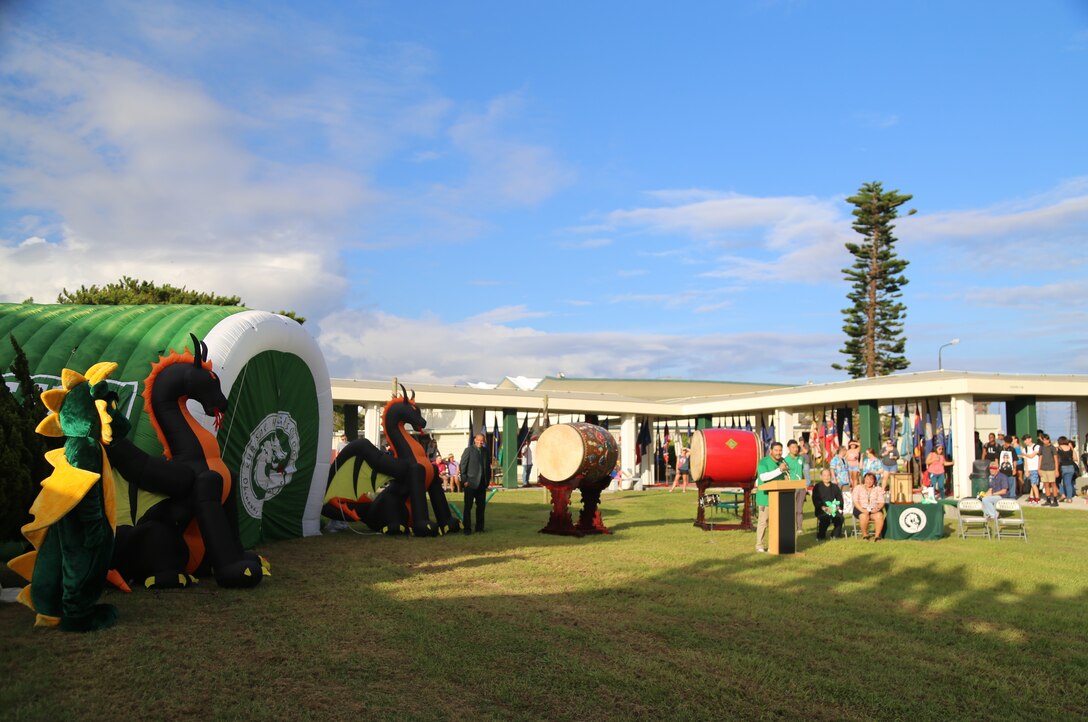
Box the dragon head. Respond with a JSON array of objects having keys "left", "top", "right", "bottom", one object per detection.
[
  {"left": 37, "top": 361, "right": 130, "bottom": 446},
  {"left": 187, "top": 333, "right": 228, "bottom": 427}
]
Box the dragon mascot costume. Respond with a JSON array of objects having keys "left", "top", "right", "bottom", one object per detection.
[{"left": 8, "top": 362, "right": 128, "bottom": 631}]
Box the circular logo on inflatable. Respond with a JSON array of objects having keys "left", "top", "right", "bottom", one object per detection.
[
  {"left": 238, "top": 411, "right": 300, "bottom": 519},
  {"left": 899, "top": 508, "right": 928, "bottom": 534}
]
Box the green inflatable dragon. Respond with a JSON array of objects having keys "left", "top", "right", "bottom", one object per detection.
[{"left": 8, "top": 361, "right": 130, "bottom": 631}]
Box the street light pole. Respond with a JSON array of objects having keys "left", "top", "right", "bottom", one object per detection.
[{"left": 938, "top": 338, "right": 960, "bottom": 370}]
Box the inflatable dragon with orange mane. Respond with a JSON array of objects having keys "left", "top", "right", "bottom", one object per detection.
[
  {"left": 323, "top": 385, "right": 459, "bottom": 536},
  {"left": 107, "top": 334, "right": 266, "bottom": 589}
]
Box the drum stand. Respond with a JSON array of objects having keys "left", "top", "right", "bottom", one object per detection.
[
  {"left": 539, "top": 477, "right": 613, "bottom": 537},
  {"left": 539, "top": 478, "right": 583, "bottom": 536},
  {"left": 694, "top": 483, "right": 754, "bottom": 531},
  {"left": 575, "top": 481, "right": 612, "bottom": 535}
]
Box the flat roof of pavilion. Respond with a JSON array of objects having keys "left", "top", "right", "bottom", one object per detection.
[{"left": 331, "top": 370, "right": 1088, "bottom": 417}]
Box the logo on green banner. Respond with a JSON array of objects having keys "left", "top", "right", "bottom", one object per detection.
[
  {"left": 238, "top": 411, "right": 300, "bottom": 519},
  {"left": 899, "top": 507, "right": 928, "bottom": 534}
]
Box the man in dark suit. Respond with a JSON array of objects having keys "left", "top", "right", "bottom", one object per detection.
[{"left": 459, "top": 433, "right": 491, "bottom": 534}]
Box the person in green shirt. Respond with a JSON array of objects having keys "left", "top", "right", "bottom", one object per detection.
[
  {"left": 754, "top": 441, "right": 788, "bottom": 553},
  {"left": 785, "top": 439, "right": 806, "bottom": 534}
]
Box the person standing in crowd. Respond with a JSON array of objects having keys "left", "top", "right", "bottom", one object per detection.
[
  {"left": 521, "top": 437, "right": 535, "bottom": 488},
  {"left": 846, "top": 441, "right": 861, "bottom": 486},
  {"left": 974, "top": 431, "right": 983, "bottom": 460},
  {"left": 1021, "top": 435, "right": 1041, "bottom": 505},
  {"left": 754, "top": 442, "right": 789, "bottom": 553},
  {"left": 925, "top": 445, "right": 952, "bottom": 499},
  {"left": 459, "top": 433, "right": 491, "bottom": 534},
  {"left": 982, "top": 433, "right": 1000, "bottom": 463},
  {"left": 830, "top": 445, "right": 850, "bottom": 488},
  {"left": 1011, "top": 436, "right": 1025, "bottom": 496},
  {"left": 812, "top": 468, "right": 845, "bottom": 540},
  {"left": 862, "top": 447, "right": 883, "bottom": 488},
  {"left": 1039, "top": 433, "right": 1059, "bottom": 506},
  {"left": 880, "top": 438, "right": 900, "bottom": 489},
  {"left": 784, "top": 440, "right": 806, "bottom": 533},
  {"left": 799, "top": 439, "right": 814, "bottom": 485},
  {"left": 1056, "top": 436, "right": 1077, "bottom": 503},
  {"left": 669, "top": 448, "right": 692, "bottom": 492},
  {"left": 997, "top": 436, "right": 1019, "bottom": 498}
]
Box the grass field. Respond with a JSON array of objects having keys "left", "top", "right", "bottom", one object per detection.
[{"left": 2, "top": 489, "right": 1087, "bottom": 721}]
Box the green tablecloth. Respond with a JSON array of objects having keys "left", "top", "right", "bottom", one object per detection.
[{"left": 887, "top": 503, "right": 945, "bottom": 540}]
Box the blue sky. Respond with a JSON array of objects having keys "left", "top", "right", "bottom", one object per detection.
[{"left": 1, "top": 0, "right": 1086, "bottom": 384}]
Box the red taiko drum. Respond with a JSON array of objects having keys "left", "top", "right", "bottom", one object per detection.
[
  {"left": 689, "top": 429, "right": 762, "bottom": 485},
  {"left": 536, "top": 422, "right": 618, "bottom": 485}
]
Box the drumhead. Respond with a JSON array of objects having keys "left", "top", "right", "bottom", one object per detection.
[
  {"left": 536, "top": 424, "right": 585, "bottom": 482},
  {"left": 690, "top": 430, "right": 708, "bottom": 481}
]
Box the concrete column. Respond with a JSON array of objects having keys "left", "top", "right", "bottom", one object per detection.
[
  {"left": 620, "top": 414, "right": 637, "bottom": 490},
  {"left": 502, "top": 408, "right": 518, "bottom": 489},
  {"left": 645, "top": 418, "right": 658, "bottom": 489},
  {"left": 774, "top": 409, "right": 797, "bottom": 444},
  {"left": 950, "top": 395, "right": 975, "bottom": 498},
  {"left": 1077, "top": 399, "right": 1088, "bottom": 449},
  {"left": 1007, "top": 396, "right": 1038, "bottom": 439},
  {"left": 363, "top": 404, "right": 381, "bottom": 445},
  {"left": 858, "top": 399, "right": 881, "bottom": 453}
]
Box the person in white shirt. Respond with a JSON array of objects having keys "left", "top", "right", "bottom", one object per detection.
[{"left": 1021, "top": 434, "right": 1041, "bottom": 504}]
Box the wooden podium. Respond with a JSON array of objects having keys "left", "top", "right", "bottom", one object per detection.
[
  {"left": 760, "top": 479, "right": 806, "bottom": 555},
  {"left": 890, "top": 473, "right": 913, "bottom": 504}
]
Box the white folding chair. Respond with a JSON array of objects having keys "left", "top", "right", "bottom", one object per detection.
[
  {"left": 994, "top": 499, "right": 1027, "bottom": 542},
  {"left": 957, "top": 498, "right": 991, "bottom": 539},
  {"left": 842, "top": 489, "right": 859, "bottom": 537}
]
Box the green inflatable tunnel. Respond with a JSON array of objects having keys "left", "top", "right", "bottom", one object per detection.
[{"left": 0, "top": 303, "right": 333, "bottom": 546}]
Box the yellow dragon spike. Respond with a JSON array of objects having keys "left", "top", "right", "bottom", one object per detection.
[
  {"left": 36, "top": 413, "right": 63, "bottom": 438},
  {"left": 60, "top": 368, "right": 86, "bottom": 390},
  {"left": 41, "top": 388, "right": 67, "bottom": 414},
  {"left": 95, "top": 399, "right": 114, "bottom": 445},
  {"left": 85, "top": 361, "right": 118, "bottom": 387}
]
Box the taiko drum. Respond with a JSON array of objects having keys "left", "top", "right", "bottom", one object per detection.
[
  {"left": 535, "top": 422, "right": 618, "bottom": 485},
  {"left": 689, "top": 429, "right": 762, "bottom": 485}
]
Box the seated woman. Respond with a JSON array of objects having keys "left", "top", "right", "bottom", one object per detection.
[
  {"left": 436, "top": 456, "right": 449, "bottom": 491},
  {"left": 445, "top": 454, "right": 460, "bottom": 493},
  {"left": 852, "top": 472, "right": 886, "bottom": 541},
  {"left": 811, "top": 468, "right": 844, "bottom": 540}
]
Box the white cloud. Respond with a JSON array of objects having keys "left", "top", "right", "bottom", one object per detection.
[
  {"left": 317, "top": 307, "right": 840, "bottom": 384},
  {"left": 897, "top": 178, "right": 1088, "bottom": 275},
  {"left": 560, "top": 237, "right": 613, "bottom": 249},
  {"left": 901, "top": 181, "right": 1088, "bottom": 243},
  {"left": 444, "top": 93, "right": 574, "bottom": 207},
  {"left": 0, "top": 30, "right": 368, "bottom": 318},
  {"left": 468, "top": 305, "right": 550, "bottom": 324},
  {"left": 604, "top": 191, "right": 854, "bottom": 282},
  {"left": 0, "top": 8, "right": 575, "bottom": 316}
]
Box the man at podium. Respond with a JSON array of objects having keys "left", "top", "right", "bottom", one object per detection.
[{"left": 754, "top": 441, "right": 789, "bottom": 553}]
